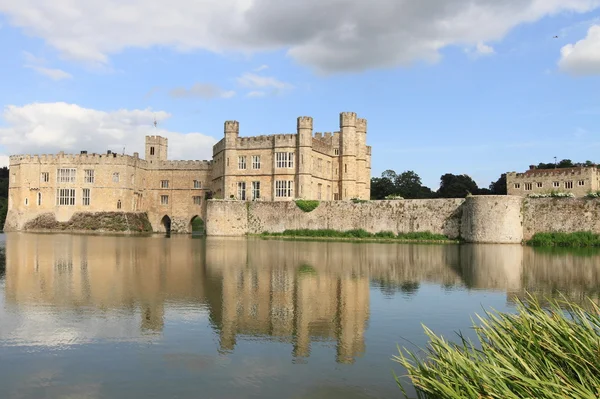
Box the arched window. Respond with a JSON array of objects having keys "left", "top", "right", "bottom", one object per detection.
[
  {"left": 117, "top": 200, "right": 122, "bottom": 209},
  {"left": 25, "top": 198, "right": 29, "bottom": 206},
  {"left": 37, "top": 192, "right": 42, "bottom": 206}
]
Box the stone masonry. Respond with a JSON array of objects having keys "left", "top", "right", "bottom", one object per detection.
[{"left": 507, "top": 165, "right": 600, "bottom": 197}]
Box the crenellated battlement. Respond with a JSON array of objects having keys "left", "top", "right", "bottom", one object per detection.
[
  {"left": 356, "top": 118, "right": 367, "bottom": 133},
  {"left": 224, "top": 120, "right": 239, "bottom": 133},
  {"left": 157, "top": 160, "right": 212, "bottom": 170},
  {"left": 340, "top": 112, "right": 357, "bottom": 127},
  {"left": 297, "top": 116, "right": 313, "bottom": 130},
  {"left": 9, "top": 152, "right": 143, "bottom": 167},
  {"left": 507, "top": 167, "right": 596, "bottom": 179}
]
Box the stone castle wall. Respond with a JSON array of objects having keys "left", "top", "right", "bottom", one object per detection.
[
  {"left": 206, "top": 196, "right": 600, "bottom": 243},
  {"left": 507, "top": 166, "right": 600, "bottom": 197}
]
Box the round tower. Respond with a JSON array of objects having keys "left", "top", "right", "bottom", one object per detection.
[
  {"left": 297, "top": 116, "right": 313, "bottom": 198},
  {"left": 340, "top": 112, "right": 357, "bottom": 200}
]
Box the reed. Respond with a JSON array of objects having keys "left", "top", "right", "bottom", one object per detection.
[{"left": 393, "top": 295, "right": 600, "bottom": 398}]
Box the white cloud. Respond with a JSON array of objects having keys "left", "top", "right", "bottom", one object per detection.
[
  {"left": 169, "top": 83, "right": 236, "bottom": 99},
  {"left": 236, "top": 73, "right": 293, "bottom": 90},
  {"left": 0, "top": 103, "right": 218, "bottom": 166},
  {"left": 1, "top": 1, "right": 599, "bottom": 73},
  {"left": 25, "top": 65, "right": 72, "bottom": 80},
  {"left": 559, "top": 24, "right": 600, "bottom": 75},
  {"left": 464, "top": 41, "right": 495, "bottom": 58},
  {"left": 246, "top": 91, "right": 266, "bottom": 98},
  {"left": 254, "top": 64, "right": 269, "bottom": 72},
  {"left": 22, "top": 50, "right": 72, "bottom": 80}
]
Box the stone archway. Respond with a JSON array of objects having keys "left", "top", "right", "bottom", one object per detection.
[
  {"left": 161, "top": 215, "right": 172, "bottom": 234},
  {"left": 190, "top": 215, "right": 205, "bottom": 235}
]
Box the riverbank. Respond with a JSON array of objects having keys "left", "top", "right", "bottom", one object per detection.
[
  {"left": 256, "top": 229, "right": 458, "bottom": 244},
  {"left": 526, "top": 231, "right": 600, "bottom": 247}
]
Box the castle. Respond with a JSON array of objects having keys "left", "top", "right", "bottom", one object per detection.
[
  {"left": 5, "top": 112, "right": 371, "bottom": 233},
  {"left": 506, "top": 165, "right": 600, "bottom": 197}
]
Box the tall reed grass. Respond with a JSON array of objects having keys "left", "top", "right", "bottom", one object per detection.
[
  {"left": 527, "top": 231, "right": 600, "bottom": 247},
  {"left": 393, "top": 295, "right": 600, "bottom": 398}
]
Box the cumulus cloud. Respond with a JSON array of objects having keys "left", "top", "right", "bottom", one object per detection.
[
  {"left": 169, "top": 83, "right": 236, "bottom": 99},
  {"left": 1, "top": 0, "right": 599, "bottom": 73},
  {"left": 559, "top": 24, "right": 600, "bottom": 75},
  {"left": 0, "top": 103, "right": 218, "bottom": 166}
]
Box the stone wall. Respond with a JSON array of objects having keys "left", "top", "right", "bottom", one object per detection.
[
  {"left": 207, "top": 199, "right": 465, "bottom": 238},
  {"left": 521, "top": 197, "right": 600, "bottom": 240},
  {"left": 206, "top": 196, "right": 600, "bottom": 243}
]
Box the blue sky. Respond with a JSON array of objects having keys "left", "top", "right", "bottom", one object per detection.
[{"left": 0, "top": 1, "right": 599, "bottom": 189}]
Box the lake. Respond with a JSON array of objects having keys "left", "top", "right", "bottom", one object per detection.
[{"left": 0, "top": 233, "right": 599, "bottom": 399}]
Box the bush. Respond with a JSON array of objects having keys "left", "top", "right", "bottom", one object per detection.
[
  {"left": 397, "top": 231, "right": 448, "bottom": 241},
  {"left": 374, "top": 231, "right": 396, "bottom": 238},
  {"left": 527, "top": 231, "right": 600, "bottom": 247},
  {"left": 295, "top": 199, "right": 320, "bottom": 212},
  {"left": 384, "top": 194, "right": 404, "bottom": 200},
  {"left": 528, "top": 191, "right": 575, "bottom": 198},
  {"left": 393, "top": 295, "right": 600, "bottom": 399}
]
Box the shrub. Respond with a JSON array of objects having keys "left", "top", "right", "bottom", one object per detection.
[
  {"left": 393, "top": 295, "right": 600, "bottom": 399},
  {"left": 374, "top": 231, "right": 396, "bottom": 238},
  {"left": 586, "top": 190, "right": 600, "bottom": 198},
  {"left": 528, "top": 191, "right": 575, "bottom": 198},
  {"left": 397, "top": 231, "right": 448, "bottom": 241},
  {"left": 295, "top": 199, "right": 320, "bottom": 212},
  {"left": 384, "top": 194, "right": 404, "bottom": 200},
  {"left": 351, "top": 198, "right": 368, "bottom": 204}
]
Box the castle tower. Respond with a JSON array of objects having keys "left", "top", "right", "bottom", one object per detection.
[
  {"left": 222, "top": 121, "right": 239, "bottom": 199},
  {"left": 296, "top": 116, "right": 313, "bottom": 199},
  {"left": 145, "top": 136, "right": 168, "bottom": 163},
  {"left": 339, "top": 112, "right": 358, "bottom": 200},
  {"left": 356, "top": 118, "right": 369, "bottom": 200}
]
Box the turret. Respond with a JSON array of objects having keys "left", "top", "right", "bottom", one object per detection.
[
  {"left": 356, "top": 118, "right": 368, "bottom": 200},
  {"left": 297, "top": 116, "right": 313, "bottom": 198},
  {"left": 340, "top": 112, "right": 358, "bottom": 200},
  {"left": 224, "top": 120, "right": 239, "bottom": 148},
  {"left": 145, "top": 135, "right": 168, "bottom": 163}
]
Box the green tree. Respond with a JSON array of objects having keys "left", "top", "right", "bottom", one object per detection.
[
  {"left": 437, "top": 173, "right": 479, "bottom": 198},
  {"left": 370, "top": 176, "right": 395, "bottom": 199},
  {"left": 394, "top": 170, "right": 433, "bottom": 199},
  {"left": 489, "top": 173, "right": 507, "bottom": 195}
]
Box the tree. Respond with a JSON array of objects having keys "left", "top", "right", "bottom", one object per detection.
[
  {"left": 489, "top": 173, "right": 507, "bottom": 195},
  {"left": 370, "top": 176, "right": 395, "bottom": 200},
  {"left": 394, "top": 170, "right": 433, "bottom": 199},
  {"left": 437, "top": 173, "right": 479, "bottom": 198}
]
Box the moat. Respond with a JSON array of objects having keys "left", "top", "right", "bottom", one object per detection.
[{"left": 0, "top": 233, "right": 598, "bottom": 399}]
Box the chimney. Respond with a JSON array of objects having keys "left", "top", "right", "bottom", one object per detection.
[
  {"left": 529, "top": 165, "right": 536, "bottom": 170},
  {"left": 107, "top": 150, "right": 112, "bottom": 155}
]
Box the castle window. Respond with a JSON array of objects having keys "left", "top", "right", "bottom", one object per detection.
[
  {"left": 327, "top": 185, "right": 331, "bottom": 199},
  {"left": 524, "top": 183, "right": 532, "bottom": 191},
  {"left": 317, "top": 158, "right": 323, "bottom": 172},
  {"left": 37, "top": 192, "right": 42, "bottom": 206},
  {"left": 345, "top": 164, "right": 347, "bottom": 173},
  {"left": 275, "top": 152, "right": 294, "bottom": 168},
  {"left": 536, "top": 182, "right": 543, "bottom": 188},
  {"left": 275, "top": 180, "right": 293, "bottom": 198},
  {"left": 160, "top": 195, "right": 169, "bottom": 205},
  {"left": 84, "top": 169, "right": 94, "bottom": 183},
  {"left": 117, "top": 200, "right": 122, "bottom": 209},
  {"left": 578, "top": 180, "right": 585, "bottom": 186},
  {"left": 238, "top": 156, "right": 247, "bottom": 170},
  {"left": 193, "top": 196, "right": 202, "bottom": 205},
  {"left": 56, "top": 188, "right": 76, "bottom": 206},
  {"left": 194, "top": 180, "right": 202, "bottom": 189},
  {"left": 82, "top": 189, "right": 90, "bottom": 206},
  {"left": 252, "top": 155, "right": 261, "bottom": 169},
  {"left": 553, "top": 181, "right": 559, "bottom": 188},
  {"left": 113, "top": 172, "right": 120, "bottom": 183},
  {"left": 57, "top": 168, "right": 76, "bottom": 183},
  {"left": 252, "top": 181, "right": 260, "bottom": 200},
  {"left": 237, "top": 182, "right": 246, "bottom": 200},
  {"left": 317, "top": 183, "right": 322, "bottom": 200},
  {"left": 150, "top": 147, "right": 155, "bottom": 156},
  {"left": 160, "top": 180, "right": 169, "bottom": 188},
  {"left": 24, "top": 198, "right": 28, "bottom": 206},
  {"left": 40, "top": 172, "right": 49, "bottom": 183},
  {"left": 334, "top": 148, "right": 339, "bottom": 155},
  {"left": 565, "top": 181, "right": 573, "bottom": 189}
]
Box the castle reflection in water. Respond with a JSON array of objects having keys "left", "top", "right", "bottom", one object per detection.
[{"left": 3, "top": 234, "right": 600, "bottom": 364}]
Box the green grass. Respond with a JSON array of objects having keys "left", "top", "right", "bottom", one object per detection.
[
  {"left": 393, "top": 294, "right": 600, "bottom": 399},
  {"left": 260, "top": 229, "right": 451, "bottom": 242},
  {"left": 295, "top": 199, "right": 320, "bottom": 212},
  {"left": 527, "top": 231, "right": 600, "bottom": 247}
]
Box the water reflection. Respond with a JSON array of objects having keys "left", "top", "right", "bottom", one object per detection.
[{"left": 2, "top": 234, "right": 600, "bottom": 363}]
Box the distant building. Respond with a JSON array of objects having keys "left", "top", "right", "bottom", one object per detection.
[
  {"left": 506, "top": 165, "right": 600, "bottom": 197},
  {"left": 6, "top": 112, "right": 371, "bottom": 232}
]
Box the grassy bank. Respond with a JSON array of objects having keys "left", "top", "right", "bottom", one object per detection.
[
  {"left": 526, "top": 231, "right": 600, "bottom": 247},
  {"left": 393, "top": 295, "right": 600, "bottom": 399},
  {"left": 258, "top": 229, "right": 454, "bottom": 243}
]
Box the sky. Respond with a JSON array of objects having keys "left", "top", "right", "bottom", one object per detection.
[{"left": 0, "top": 1, "right": 599, "bottom": 190}]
